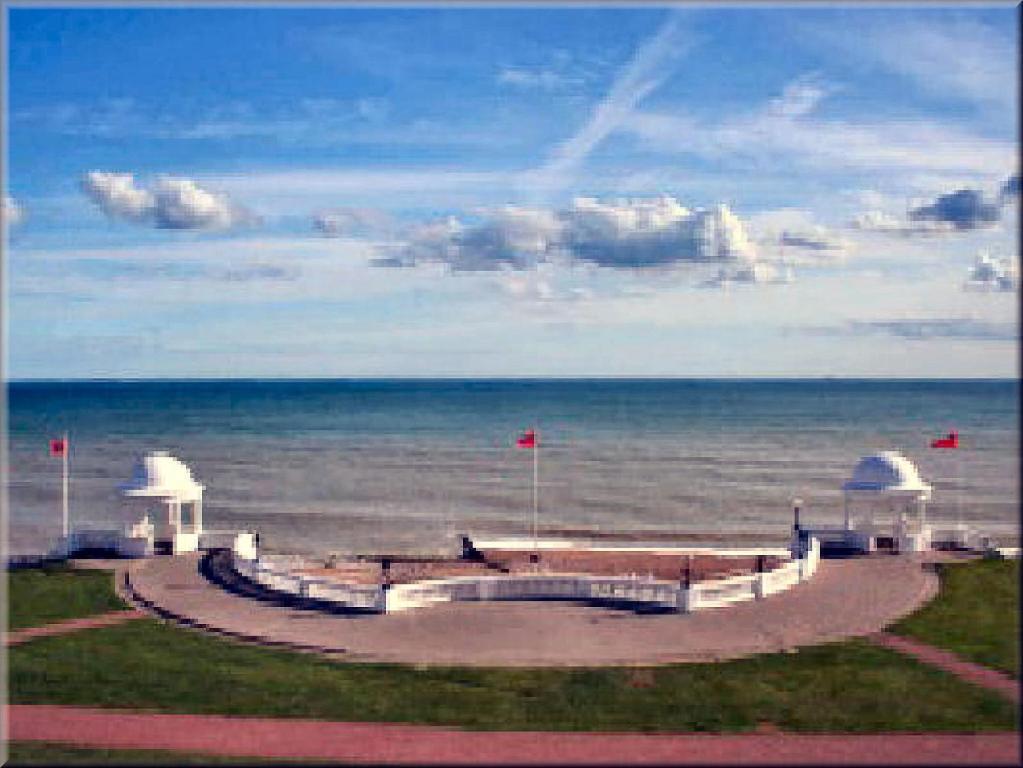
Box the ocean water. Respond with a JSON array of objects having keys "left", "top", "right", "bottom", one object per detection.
[{"left": 6, "top": 379, "right": 1019, "bottom": 557}]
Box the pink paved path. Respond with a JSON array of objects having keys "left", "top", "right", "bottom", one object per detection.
[
  {"left": 870, "top": 632, "right": 1020, "bottom": 702},
  {"left": 8, "top": 705, "right": 1020, "bottom": 765},
  {"left": 5, "top": 610, "right": 146, "bottom": 647}
]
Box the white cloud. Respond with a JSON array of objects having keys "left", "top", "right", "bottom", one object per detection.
[
  {"left": 82, "top": 171, "right": 254, "bottom": 230},
  {"left": 847, "top": 317, "right": 1017, "bottom": 342},
  {"left": 908, "top": 187, "right": 1003, "bottom": 231},
  {"left": 527, "top": 12, "right": 695, "bottom": 191},
  {"left": 495, "top": 265, "right": 594, "bottom": 305},
  {"left": 965, "top": 251, "right": 1018, "bottom": 293},
  {"left": 810, "top": 17, "right": 1017, "bottom": 115},
  {"left": 399, "top": 207, "right": 563, "bottom": 272},
  {"left": 624, "top": 76, "right": 1015, "bottom": 178},
  {"left": 562, "top": 197, "right": 756, "bottom": 267},
  {"left": 746, "top": 208, "right": 850, "bottom": 258},
  {"left": 766, "top": 74, "right": 834, "bottom": 119},
  {"left": 497, "top": 67, "right": 573, "bottom": 91},
  {"left": 701, "top": 262, "right": 794, "bottom": 290},
  {"left": 395, "top": 196, "right": 761, "bottom": 273},
  {"left": 3, "top": 196, "right": 25, "bottom": 227},
  {"left": 82, "top": 172, "right": 154, "bottom": 223},
  {"left": 779, "top": 228, "right": 848, "bottom": 253},
  {"left": 1002, "top": 174, "right": 1021, "bottom": 202},
  {"left": 851, "top": 179, "right": 1014, "bottom": 237},
  {"left": 313, "top": 208, "right": 394, "bottom": 238},
  {"left": 850, "top": 210, "right": 956, "bottom": 237}
]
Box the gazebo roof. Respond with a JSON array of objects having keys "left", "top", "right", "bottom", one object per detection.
[
  {"left": 842, "top": 451, "right": 931, "bottom": 496},
  {"left": 120, "top": 451, "right": 203, "bottom": 501}
]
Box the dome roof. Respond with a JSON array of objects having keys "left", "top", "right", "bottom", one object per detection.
[
  {"left": 842, "top": 451, "right": 931, "bottom": 496},
  {"left": 120, "top": 451, "right": 203, "bottom": 501}
]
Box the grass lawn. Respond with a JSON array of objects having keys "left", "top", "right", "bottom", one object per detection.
[
  {"left": 890, "top": 558, "right": 1020, "bottom": 677},
  {"left": 7, "top": 566, "right": 129, "bottom": 630},
  {"left": 5, "top": 742, "right": 301, "bottom": 765},
  {"left": 8, "top": 618, "right": 1017, "bottom": 733}
]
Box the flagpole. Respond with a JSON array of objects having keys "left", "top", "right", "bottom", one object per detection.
[
  {"left": 532, "top": 433, "right": 539, "bottom": 561},
  {"left": 956, "top": 440, "right": 963, "bottom": 534},
  {"left": 62, "top": 431, "right": 69, "bottom": 538}
]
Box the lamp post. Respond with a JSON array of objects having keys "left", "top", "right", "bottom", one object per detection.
[{"left": 791, "top": 497, "right": 803, "bottom": 557}]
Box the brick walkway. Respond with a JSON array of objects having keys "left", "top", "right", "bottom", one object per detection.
[
  {"left": 869, "top": 632, "right": 1020, "bottom": 703},
  {"left": 120, "top": 552, "right": 939, "bottom": 665},
  {"left": 6, "top": 610, "right": 146, "bottom": 647},
  {"left": 7, "top": 705, "right": 1019, "bottom": 765}
]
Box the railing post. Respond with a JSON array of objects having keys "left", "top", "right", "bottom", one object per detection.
[{"left": 676, "top": 585, "right": 691, "bottom": 613}]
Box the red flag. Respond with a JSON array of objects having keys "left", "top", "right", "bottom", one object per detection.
[
  {"left": 931, "top": 431, "right": 958, "bottom": 449},
  {"left": 516, "top": 429, "right": 537, "bottom": 449},
  {"left": 50, "top": 437, "right": 67, "bottom": 457}
]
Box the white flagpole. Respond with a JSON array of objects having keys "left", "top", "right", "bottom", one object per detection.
[
  {"left": 956, "top": 440, "right": 963, "bottom": 534},
  {"left": 532, "top": 433, "right": 539, "bottom": 560},
  {"left": 62, "top": 432, "right": 69, "bottom": 538}
]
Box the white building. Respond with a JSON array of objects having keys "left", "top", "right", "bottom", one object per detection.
[
  {"left": 119, "top": 451, "right": 205, "bottom": 554},
  {"left": 841, "top": 451, "right": 932, "bottom": 553},
  {"left": 56, "top": 451, "right": 258, "bottom": 560}
]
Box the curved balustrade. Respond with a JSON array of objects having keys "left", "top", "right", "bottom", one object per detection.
[{"left": 231, "top": 537, "right": 821, "bottom": 615}]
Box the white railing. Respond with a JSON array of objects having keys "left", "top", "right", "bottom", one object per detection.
[
  {"left": 230, "top": 537, "right": 822, "bottom": 615},
  {"left": 688, "top": 572, "right": 758, "bottom": 610},
  {"left": 306, "top": 578, "right": 386, "bottom": 611},
  {"left": 760, "top": 559, "right": 801, "bottom": 596},
  {"left": 800, "top": 536, "right": 820, "bottom": 580}
]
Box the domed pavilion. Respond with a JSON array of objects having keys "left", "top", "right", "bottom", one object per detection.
[
  {"left": 119, "top": 451, "right": 205, "bottom": 554},
  {"left": 841, "top": 451, "right": 932, "bottom": 553}
]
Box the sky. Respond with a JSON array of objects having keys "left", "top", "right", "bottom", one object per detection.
[{"left": 3, "top": 4, "right": 1020, "bottom": 379}]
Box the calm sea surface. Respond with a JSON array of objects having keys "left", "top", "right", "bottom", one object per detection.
[{"left": 6, "top": 379, "right": 1019, "bottom": 556}]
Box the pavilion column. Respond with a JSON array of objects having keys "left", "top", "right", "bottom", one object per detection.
[{"left": 194, "top": 497, "right": 203, "bottom": 534}]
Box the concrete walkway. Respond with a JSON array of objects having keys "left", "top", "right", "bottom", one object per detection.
[
  {"left": 6, "top": 610, "right": 146, "bottom": 647},
  {"left": 123, "top": 552, "right": 938, "bottom": 666},
  {"left": 8, "top": 705, "right": 1019, "bottom": 765},
  {"left": 870, "top": 632, "right": 1020, "bottom": 703}
]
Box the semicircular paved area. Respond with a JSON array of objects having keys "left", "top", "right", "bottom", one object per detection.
[{"left": 123, "top": 553, "right": 938, "bottom": 666}]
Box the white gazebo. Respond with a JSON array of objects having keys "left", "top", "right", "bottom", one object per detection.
[
  {"left": 842, "top": 451, "right": 932, "bottom": 553},
  {"left": 119, "top": 451, "right": 205, "bottom": 554}
]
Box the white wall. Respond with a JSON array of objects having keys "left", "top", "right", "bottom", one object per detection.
[{"left": 231, "top": 538, "right": 821, "bottom": 615}]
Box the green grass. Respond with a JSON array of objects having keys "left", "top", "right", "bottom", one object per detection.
[
  {"left": 891, "top": 558, "right": 1020, "bottom": 677},
  {"left": 8, "top": 618, "right": 1017, "bottom": 733},
  {"left": 5, "top": 742, "right": 303, "bottom": 765},
  {"left": 7, "top": 565, "right": 129, "bottom": 630}
]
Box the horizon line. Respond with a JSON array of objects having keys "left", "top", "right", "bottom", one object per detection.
[{"left": 6, "top": 375, "right": 1020, "bottom": 384}]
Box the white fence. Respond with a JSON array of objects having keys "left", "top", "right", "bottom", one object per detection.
[{"left": 232, "top": 537, "right": 821, "bottom": 615}]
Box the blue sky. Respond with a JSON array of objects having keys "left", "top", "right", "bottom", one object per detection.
[{"left": 3, "top": 4, "right": 1019, "bottom": 378}]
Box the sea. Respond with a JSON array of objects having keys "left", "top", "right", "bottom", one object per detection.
[{"left": 5, "top": 379, "right": 1020, "bottom": 558}]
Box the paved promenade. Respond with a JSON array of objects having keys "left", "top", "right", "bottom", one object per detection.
[
  {"left": 124, "top": 552, "right": 938, "bottom": 665},
  {"left": 9, "top": 705, "right": 1019, "bottom": 765}
]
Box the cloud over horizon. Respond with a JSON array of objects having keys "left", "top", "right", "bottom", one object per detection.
[
  {"left": 852, "top": 176, "right": 1017, "bottom": 236},
  {"left": 82, "top": 171, "right": 255, "bottom": 230},
  {"left": 908, "top": 188, "right": 1003, "bottom": 231},
  {"left": 313, "top": 208, "right": 394, "bottom": 238},
  {"left": 1001, "top": 174, "right": 1020, "bottom": 202},
  {"left": 3, "top": 195, "right": 25, "bottom": 227},
  {"left": 390, "top": 197, "right": 762, "bottom": 273},
  {"left": 965, "top": 252, "right": 1018, "bottom": 293},
  {"left": 801, "top": 316, "right": 1018, "bottom": 342}
]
